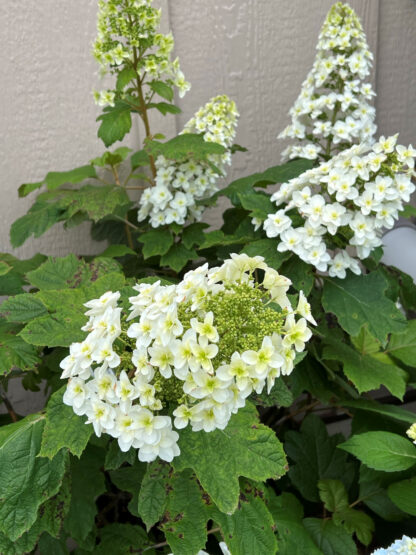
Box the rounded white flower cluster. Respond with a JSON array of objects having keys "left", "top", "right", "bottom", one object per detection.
[
  {"left": 278, "top": 2, "right": 376, "bottom": 162},
  {"left": 407, "top": 422, "right": 416, "bottom": 445},
  {"left": 264, "top": 135, "right": 416, "bottom": 278},
  {"left": 138, "top": 95, "right": 239, "bottom": 227},
  {"left": 372, "top": 535, "right": 416, "bottom": 554},
  {"left": 93, "top": 0, "right": 190, "bottom": 107},
  {"left": 61, "top": 254, "right": 314, "bottom": 463}
]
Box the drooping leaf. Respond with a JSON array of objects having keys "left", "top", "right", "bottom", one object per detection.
[
  {"left": 213, "top": 482, "right": 277, "bottom": 555},
  {"left": 339, "top": 431, "right": 416, "bottom": 472},
  {"left": 138, "top": 228, "right": 174, "bottom": 259},
  {"left": 116, "top": 67, "right": 136, "bottom": 91},
  {"left": 322, "top": 271, "right": 406, "bottom": 343},
  {"left": 137, "top": 460, "right": 170, "bottom": 530},
  {"left": 303, "top": 519, "right": 357, "bottom": 555},
  {"left": 97, "top": 100, "right": 132, "bottom": 147},
  {"left": 40, "top": 387, "right": 92, "bottom": 459},
  {"left": 160, "top": 243, "right": 198, "bottom": 272},
  {"left": 388, "top": 476, "right": 416, "bottom": 516},
  {"left": 161, "top": 470, "right": 209, "bottom": 555},
  {"left": 359, "top": 466, "right": 407, "bottom": 522},
  {"left": 64, "top": 446, "right": 106, "bottom": 542},
  {"left": 149, "top": 102, "right": 182, "bottom": 115},
  {"left": 285, "top": 414, "right": 355, "bottom": 503},
  {"left": 173, "top": 402, "right": 287, "bottom": 514},
  {"left": 0, "top": 414, "right": 67, "bottom": 541},
  {"left": 130, "top": 149, "right": 150, "bottom": 170},
  {"left": 18, "top": 165, "right": 97, "bottom": 198},
  {"left": 323, "top": 340, "right": 407, "bottom": 400},
  {"left": 100, "top": 244, "right": 136, "bottom": 258},
  {"left": 149, "top": 80, "right": 174, "bottom": 102},
  {"left": 10, "top": 201, "right": 64, "bottom": 247},
  {"left": 0, "top": 321, "right": 41, "bottom": 375},
  {"left": 104, "top": 440, "right": 136, "bottom": 470},
  {"left": 342, "top": 398, "right": 416, "bottom": 425}
]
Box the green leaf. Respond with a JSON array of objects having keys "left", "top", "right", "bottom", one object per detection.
[
  {"left": 91, "top": 147, "right": 132, "bottom": 168},
  {"left": 285, "top": 415, "right": 355, "bottom": 503},
  {"left": 280, "top": 257, "right": 314, "bottom": 295},
  {"left": 399, "top": 205, "right": 416, "bottom": 219},
  {"left": 18, "top": 180, "right": 43, "bottom": 198},
  {"left": 333, "top": 507, "right": 374, "bottom": 546},
  {"left": 10, "top": 201, "right": 64, "bottom": 247},
  {"left": 149, "top": 102, "right": 182, "bottom": 115},
  {"left": 27, "top": 254, "right": 80, "bottom": 290},
  {"left": 37, "top": 534, "right": 69, "bottom": 555},
  {"left": 323, "top": 340, "right": 407, "bottom": 400},
  {"left": 241, "top": 239, "right": 290, "bottom": 270},
  {"left": 116, "top": 67, "right": 136, "bottom": 90},
  {"left": 213, "top": 482, "right": 277, "bottom": 555},
  {"left": 359, "top": 466, "right": 406, "bottom": 522},
  {"left": 0, "top": 321, "right": 41, "bottom": 374},
  {"left": 95, "top": 523, "right": 152, "bottom": 555},
  {"left": 268, "top": 492, "right": 321, "bottom": 555},
  {"left": 341, "top": 398, "right": 416, "bottom": 425},
  {"left": 40, "top": 387, "right": 92, "bottom": 459},
  {"left": 57, "top": 184, "right": 131, "bottom": 222},
  {"left": 19, "top": 308, "right": 85, "bottom": 347},
  {"left": 147, "top": 134, "right": 225, "bottom": 164},
  {"left": 252, "top": 378, "right": 293, "bottom": 407},
  {"left": 100, "top": 244, "right": 136, "bottom": 258},
  {"left": 238, "top": 191, "right": 276, "bottom": 219},
  {"left": 387, "top": 320, "right": 416, "bottom": 366},
  {"left": 318, "top": 479, "right": 349, "bottom": 513},
  {"left": 131, "top": 149, "right": 150, "bottom": 170},
  {"left": 218, "top": 159, "right": 314, "bottom": 204},
  {"left": 0, "top": 261, "right": 11, "bottom": 276},
  {"left": 109, "top": 461, "right": 146, "bottom": 517},
  {"left": 339, "top": 431, "right": 416, "bottom": 472},
  {"left": 138, "top": 228, "right": 174, "bottom": 259},
  {"left": 97, "top": 100, "right": 132, "bottom": 147},
  {"left": 44, "top": 165, "right": 97, "bottom": 191},
  {"left": 0, "top": 414, "right": 67, "bottom": 541},
  {"left": 173, "top": 403, "right": 287, "bottom": 514},
  {"left": 104, "top": 440, "right": 136, "bottom": 470},
  {"left": 388, "top": 476, "right": 416, "bottom": 516},
  {"left": 161, "top": 470, "right": 209, "bottom": 555},
  {"left": 64, "top": 446, "right": 106, "bottom": 542},
  {"left": 322, "top": 271, "right": 406, "bottom": 343},
  {"left": 149, "top": 80, "right": 174, "bottom": 102},
  {"left": 350, "top": 325, "right": 381, "bottom": 355},
  {"left": 0, "top": 253, "right": 47, "bottom": 276},
  {"left": 137, "top": 460, "right": 170, "bottom": 530},
  {"left": 303, "top": 519, "right": 357, "bottom": 555},
  {"left": 1, "top": 293, "right": 47, "bottom": 322},
  {"left": 160, "top": 243, "right": 198, "bottom": 272},
  {"left": 181, "top": 222, "right": 209, "bottom": 249}
]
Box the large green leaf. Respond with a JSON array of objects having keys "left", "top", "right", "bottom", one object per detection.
[
  {"left": 149, "top": 80, "right": 174, "bottom": 102},
  {"left": 284, "top": 415, "right": 355, "bottom": 503},
  {"left": 280, "top": 257, "right": 314, "bottom": 295},
  {"left": 138, "top": 228, "right": 174, "bottom": 259},
  {"left": 388, "top": 476, "right": 416, "bottom": 516},
  {"left": 40, "top": 387, "right": 92, "bottom": 459},
  {"left": 303, "top": 519, "right": 357, "bottom": 555},
  {"left": 26, "top": 254, "right": 80, "bottom": 290},
  {"left": 10, "top": 201, "right": 64, "bottom": 247},
  {"left": 0, "top": 321, "right": 41, "bottom": 375},
  {"left": 64, "top": 446, "right": 106, "bottom": 542},
  {"left": 359, "top": 466, "right": 406, "bottom": 522},
  {"left": 18, "top": 164, "right": 97, "bottom": 197},
  {"left": 213, "top": 482, "right": 277, "bottom": 555},
  {"left": 0, "top": 414, "right": 67, "bottom": 541},
  {"left": 387, "top": 320, "right": 416, "bottom": 366},
  {"left": 161, "top": 470, "right": 209, "bottom": 555},
  {"left": 147, "top": 134, "right": 225, "bottom": 164},
  {"left": 97, "top": 100, "right": 132, "bottom": 147},
  {"left": 104, "top": 440, "right": 136, "bottom": 470},
  {"left": 173, "top": 403, "right": 287, "bottom": 514},
  {"left": 95, "top": 523, "right": 153, "bottom": 555},
  {"left": 318, "top": 479, "right": 349, "bottom": 513},
  {"left": 160, "top": 243, "right": 198, "bottom": 272},
  {"left": 19, "top": 308, "right": 86, "bottom": 347},
  {"left": 323, "top": 340, "right": 407, "bottom": 399},
  {"left": 339, "top": 432, "right": 416, "bottom": 472},
  {"left": 1, "top": 293, "right": 47, "bottom": 323},
  {"left": 137, "top": 460, "right": 170, "bottom": 530},
  {"left": 268, "top": 492, "right": 321, "bottom": 555},
  {"left": 109, "top": 461, "right": 146, "bottom": 518},
  {"left": 342, "top": 399, "right": 416, "bottom": 425},
  {"left": 322, "top": 271, "right": 406, "bottom": 343}
]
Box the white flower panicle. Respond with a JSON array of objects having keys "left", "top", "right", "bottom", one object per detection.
[
  {"left": 61, "top": 254, "right": 314, "bottom": 463},
  {"left": 372, "top": 535, "right": 416, "bottom": 554},
  {"left": 407, "top": 422, "right": 416, "bottom": 445},
  {"left": 138, "top": 95, "right": 239, "bottom": 227},
  {"left": 93, "top": 0, "right": 190, "bottom": 107},
  {"left": 264, "top": 135, "right": 416, "bottom": 278},
  {"left": 278, "top": 2, "right": 377, "bottom": 161}
]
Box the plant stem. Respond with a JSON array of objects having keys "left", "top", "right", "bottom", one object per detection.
[
  {"left": 112, "top": 166, "right": 135, "bottom": 249},
  {"left": 0, "top": 387, "right": 18, "bottom": 422}
]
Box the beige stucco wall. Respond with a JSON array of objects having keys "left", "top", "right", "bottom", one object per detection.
[{"left": 1, "top": 0, "right": 415, "bottom": 257}]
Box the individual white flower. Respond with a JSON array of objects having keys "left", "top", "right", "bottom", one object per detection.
[{"left": 283, "top": 315, "right": 312, "bottom": 352}]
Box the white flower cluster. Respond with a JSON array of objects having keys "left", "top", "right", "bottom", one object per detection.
[
  {"left": 138, "top": 95, "right": 239, "bottom": 227},
  {"left": 278, "top": 2, "right": 376, "bottom": 162},
  {"left": 61, "top": 254, "right": 314, "bottom": 463},
  {"left": 264, "top": 136, "right": 416, "bottom": 278},
  {"left": 407, "top": 422, "right": 416, "bottom": 445},
  {"left": 93, "top": 0, "right": 190, "bottom": 107},
  {"left": 372, "top": 536, "right": 416, "bottom": 555}
]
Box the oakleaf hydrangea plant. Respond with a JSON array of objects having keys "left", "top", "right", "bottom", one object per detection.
[
  {"left": 61, "top": 254, "right": 314, "bottom": 462},
  {"left": 278, "top": 2, "right": 377, "bottom": 161},
  {"left": 264, "top": 135, "right": 416, "bottom": 277},
  {"left": 138, "top": 94, "right": 239, "bottom": 227}
]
